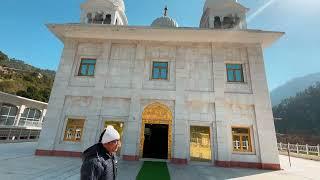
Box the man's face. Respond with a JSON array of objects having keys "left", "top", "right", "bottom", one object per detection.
[{"left": 103, "top": 139, "right": 121, "bottom": 154}]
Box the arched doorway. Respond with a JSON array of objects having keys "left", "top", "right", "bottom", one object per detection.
[{"left": 139, "top": 102, "right": 172, "bottom": 160}]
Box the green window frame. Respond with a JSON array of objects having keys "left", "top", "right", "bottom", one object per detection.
[
  {"left": 78, "top": 59, "right": 96, "bottom": 76},
  {"left": 226, "top": 64, "right": 244, "bottom": 82},
  {"left": 152, "top": 62, "right": 168, "bottom": 80}
]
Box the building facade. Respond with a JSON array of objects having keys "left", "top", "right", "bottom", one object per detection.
[
  {"left": 0, "top": 91, "right": 47, "bottom": 141},
  {"left": 36, "top": 0, "right": 283, "bottom": 170}
]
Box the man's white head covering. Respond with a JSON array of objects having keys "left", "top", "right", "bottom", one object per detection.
[{"left": 101, "top": 125, "right": 120, "bottom": 144}]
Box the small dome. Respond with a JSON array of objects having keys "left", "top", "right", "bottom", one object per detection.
[
  {"left": 151, "top": 6, "right": 178, "bottom": 28},
  {"left": 151, "top": 16, "right": 178, "bottom": 28}
]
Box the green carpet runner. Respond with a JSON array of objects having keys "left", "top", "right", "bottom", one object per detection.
[{"left": 136, "top": 161, "right": 170, "bottom": 180}]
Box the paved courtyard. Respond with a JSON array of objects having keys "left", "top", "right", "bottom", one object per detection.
[{"left": 0, "top": 142, "right": 319, "bottom": 180}]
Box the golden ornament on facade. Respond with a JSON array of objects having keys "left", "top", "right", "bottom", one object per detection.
[{"left": 142, "top": 103, "right": 172, "bottom": 121}]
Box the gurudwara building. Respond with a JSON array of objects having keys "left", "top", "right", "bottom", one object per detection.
[{"left": 36, "top": 0, "right": 283, "bottom": 170}]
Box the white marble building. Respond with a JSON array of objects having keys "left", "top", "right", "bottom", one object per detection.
[
  {"left": 36, "top": 0, "right": 283, "bottom": 170},
  {"left": 0, "top": 91, "right": 47, "bottom": 141}
]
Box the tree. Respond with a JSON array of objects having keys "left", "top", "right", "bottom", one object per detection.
[
  {"left": 0, "top": 49, "right": 56, "bottom": 103},
  {"left": 273, "top": 82, "right": 320, "bottom": 138},
  {"left": 0, "top": 51, "right": 8, "bottom": 61}
]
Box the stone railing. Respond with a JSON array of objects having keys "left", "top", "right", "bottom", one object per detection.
[{"left": 277, "top": 143, "right": 320, "bottom": 157}]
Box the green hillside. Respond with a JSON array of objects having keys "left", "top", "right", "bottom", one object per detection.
[
  {"left": 273, "top": 82, "right": 320, "bottom": 144},
  {"left": 0, "top": 51, "right": 55, "bottom": 102}
]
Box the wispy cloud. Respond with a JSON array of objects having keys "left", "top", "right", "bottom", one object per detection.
[{"left": 247, "top": 0, "right": 277, "bottom": 23}]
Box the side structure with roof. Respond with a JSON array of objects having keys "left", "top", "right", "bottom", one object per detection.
[{"left": 0, "top": 91, "right": 47, "bottom": 142}]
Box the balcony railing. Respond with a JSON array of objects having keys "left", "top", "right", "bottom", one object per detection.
[
  {"left": 18, "top": 120, "right": 42, "bottom": 128},
  {"left": 0, "top": 128, "right": 41, "bottom": 142},
  {"left": 0, "top": 115, "right": 42, "bottom": 128}
]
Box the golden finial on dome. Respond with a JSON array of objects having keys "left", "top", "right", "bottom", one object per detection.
[{"left": 164, "top": 5, "right": 168, "bottom": 16}]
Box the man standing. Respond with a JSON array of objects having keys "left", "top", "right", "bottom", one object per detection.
[{"left": 81, "top": 126, "right": 121, "bottom": 180}]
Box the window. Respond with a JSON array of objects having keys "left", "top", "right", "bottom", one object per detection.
[
  {"left": 223, "top": 16, "right": 234, "bottom": 29},
  {"left": 190, "top": 126, "right": 212, "bottom": 162},
  {"left": 78, "top": 59, "right": 96, "bottom": 76},
  {"left": 214, "top": 16, "right": 222, "bottom": 29},
  {"left": 152, "top": 62, "right": 168, "bottom": 80},
  {"left": 87, "top": 13, "right": 93, "bottom": 23},
  {"left": 93, "top": 12, "right": 104, "bottom": 24},
  {"left": 63, "top": 119, "right": 85, "bottom": 142},
  {"left": 19, "top": 108, "right": 42, "bottom": 127},
  {"left": 226, "top": 64, "right": 244, "bottom": 82},
  {"left": 232, "top": 127, "right": 252, "bottom": 152},
  {"left": 0, "top": 104, "right": 18, "bottom": 126},
  {"left": 104, "top": 14, "right": 111, "bottom": 24}
]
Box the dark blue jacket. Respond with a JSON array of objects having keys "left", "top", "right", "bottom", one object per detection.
[{"left": 80, "top": 143, "right": 118, "bottom": 180}]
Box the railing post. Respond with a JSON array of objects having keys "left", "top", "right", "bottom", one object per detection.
[
  {"left": 317, "top": 144, "right": 320, "bottom": 156},
  {"left": 18, "top": 129, "right": 23, "bottom": 140},
  {"left": 306, "top": 144, "right": 309, "bottom": 155},
  {"left": 296, "top": 143, "right": 299, "bottom": 154},
  {"left": 27, "top": 129, "right": 32, "bottom": 140},
  {"left": 7, "top": 128, "right": 12, "bottom": 140},
  {"left": 280, "top": 142, "right": 282, "bottom": 151},
  {"left": 287, "top": 142, "right": 292, "bottom": 167}
]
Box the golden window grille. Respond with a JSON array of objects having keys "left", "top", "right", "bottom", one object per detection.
[
  {"left": 63, "top": 119, "right": 85, "bottom": 142},
  {"left": 232, "top": 127, "right": 252, "bottom": 152},
  {"left": 190, "top": 126, "right": 212, "bottom": 162}
]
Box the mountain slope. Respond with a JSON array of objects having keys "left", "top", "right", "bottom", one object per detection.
[
  {"left": 0, "top": 51, "right": 55, "bottom": 102},
  {"left": 270, "top": 72, "right": 320, "bottom": 106}
]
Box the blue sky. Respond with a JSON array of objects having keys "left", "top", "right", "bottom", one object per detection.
[{"left": 0, "top": 0, "right": 319, "bottom": 90}]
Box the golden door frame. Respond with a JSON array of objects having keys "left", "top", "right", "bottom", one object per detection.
[{"left": 139, "top": 102, "right": 173, "bottom": 160}]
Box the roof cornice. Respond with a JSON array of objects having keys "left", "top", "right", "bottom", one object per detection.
[{"left": 47, "top": 23, "right": 284, "bottom": 48}]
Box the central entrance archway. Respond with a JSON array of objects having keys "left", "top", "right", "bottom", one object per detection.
[
  {"left": 143, "top": 124, "right": 168, "bottom": 159},
  {"left": 140, "top": 102, "right": 172, "bottom": 160}
]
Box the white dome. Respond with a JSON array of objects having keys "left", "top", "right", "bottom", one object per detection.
[{"left": 151, "top": 16, "right": 178, "bottom": 28}]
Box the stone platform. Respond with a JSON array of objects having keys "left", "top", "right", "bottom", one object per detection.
[{"left": 0, "top": 142, "right": 319, "bottom": 180}]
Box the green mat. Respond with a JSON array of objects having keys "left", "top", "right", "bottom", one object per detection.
[{"left": 136, "top": 161, "right": 170, "bottom": 180}]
